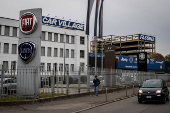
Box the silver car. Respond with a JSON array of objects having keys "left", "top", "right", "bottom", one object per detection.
[{"left": 0, "top": 78, "right": 17, "bottom": 94}]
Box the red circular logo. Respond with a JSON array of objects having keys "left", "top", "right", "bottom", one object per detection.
[{"left": 19, "top": 12, "right": 37, "bottom": 35}]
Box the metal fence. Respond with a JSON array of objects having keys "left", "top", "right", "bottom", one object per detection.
[{"left": 0, "top": 65, "right": 170, "bottom": 101}]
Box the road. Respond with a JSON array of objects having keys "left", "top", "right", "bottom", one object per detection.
[{"left": 81, "top": 96, "right": 170, "bottom": 113}]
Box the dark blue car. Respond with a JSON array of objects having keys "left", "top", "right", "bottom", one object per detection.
[{"left": 138, "top": 79, "right": 169, "bottom": 104}]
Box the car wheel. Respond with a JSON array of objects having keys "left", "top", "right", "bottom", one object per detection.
[
  {"left": 138, "top": 99, "right": 142, "bottom": 103},
  {"left": 161, "top": 96, "right": 166, "bottom": 104}
]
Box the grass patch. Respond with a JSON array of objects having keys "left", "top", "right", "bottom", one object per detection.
[{"left": 0, "top": 93, "right": 65, "bottom": 102}]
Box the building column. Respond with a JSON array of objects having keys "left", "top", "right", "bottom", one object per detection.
[
  {"left": 9, "top": 27, "right": 13, "bottom": 37},
  {"left": 52, "top": 33, "right": 54, "bottom": 41},
  {"left": 45, "top": 31, "right": 48, "bottom": 40}
]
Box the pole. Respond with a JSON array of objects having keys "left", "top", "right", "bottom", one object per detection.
[
  {"left": 101, "top": 39, "right": 103, "bottom": 71},
  {"left": 1, "top": 65, "right": 4, "bottom": 96},
  {"left": 63, "top": 34, "right": 66, "bottom": 84},
  {"left": 78, "top": 66, "right": 81, "bottom": 94},
  {"left": 10, "top": 64, "right": 12, "bottom": 101},
  {"left": 126, "top": 85, "right": 127, "bottom": 97},
  {"left": 106, "top": 88, "right": 107, "bottom": 102},
  {"left": 95, "top": 36, "right": 97, "bottom": 75},
  {"left": 66, "top": 70, "right": 69, "bottom": 96},
  {"left": 87, "top": 35, "right": 90, "bottom": 92}
]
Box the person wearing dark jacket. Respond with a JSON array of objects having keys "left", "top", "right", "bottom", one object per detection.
[{"left": 93, "top": 75, "right": 100, "bottom": 97}]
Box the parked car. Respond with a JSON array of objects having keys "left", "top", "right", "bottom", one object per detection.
[
  {"left": 0, "top": 78, "right": 17, "bottom": 94},
  {"left": 138, "top": 79, "right": 169, "bottom": 104}
]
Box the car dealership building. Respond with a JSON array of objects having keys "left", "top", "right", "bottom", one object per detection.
[{"left": 0, "top": 17, "right": 87, "bottom": 75}]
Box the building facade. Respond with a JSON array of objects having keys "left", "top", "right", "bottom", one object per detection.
[{"left": 0, "top": 17, "right": 87, "bottom": 75}]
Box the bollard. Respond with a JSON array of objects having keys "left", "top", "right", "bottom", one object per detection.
[
  {"left": 126, "top": 86, "right": 127, "bottom": 97},
  {"left": 133, "top": 84, "right": 135, "bottom": 95},
  {"left": 78, "top": 67, "right": 81, "bottom": 94},
  {"left": 106, "top": 88, "right": 107, "bottom": 102}
]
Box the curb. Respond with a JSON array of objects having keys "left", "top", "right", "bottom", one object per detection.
[
  {"left": 72, "top": 94, "right": 138, "bottom": 113},
  {"left": 0, "top": 86, "right": 138, "bottom": 106}
]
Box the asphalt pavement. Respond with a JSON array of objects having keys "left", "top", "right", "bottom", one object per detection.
[
  {"left": 81, "top": 96, "right": 170, "bottom": 113},
  {"left": 0, "top": 87, "right": 170, "bottom": 113}
]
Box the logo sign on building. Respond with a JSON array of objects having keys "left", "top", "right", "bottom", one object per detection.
[
  {"left": 19, "top": 12, "right": 38, "bottom": 35},
  {"left": 18, "top": 41, "right": 36, "bottom": 64},
  {"left": 139, "top": 34, "right": 155, "bottom": 42},
  {"left": 104, "top": 45, "right": 115, "bottom": 69},
  {"left": 42, "top": 16, "right": 84, "bottom": 31},
  {"left": 137, "top": 52, "right": 147, "bottom": 71}
]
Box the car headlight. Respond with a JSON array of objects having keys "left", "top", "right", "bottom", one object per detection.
[
  {"left": 156, "top": 90, "right": 161, "bottom": 93},
  {"left": 139, "top": 90, "right": 143, "bottom": 93}
]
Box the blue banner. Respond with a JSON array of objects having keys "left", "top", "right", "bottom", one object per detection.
[
  {"left": 88, "top": 53, "right": 165, "bottom": 70},
  {"left": 139, "top": 34, "right": 155, "bottom": 42},
  {"left": 116, "top": 56, "right": 165, "bottom": 70},
  {"left": 42, "top": 16, "right": 84, "bottom": 31},
  {"left": 89, "top": 53, "right": 105, "bottom": 57}
]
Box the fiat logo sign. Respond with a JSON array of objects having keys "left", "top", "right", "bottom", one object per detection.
[{"left": 19, "top": 12, "right": 38, "bottom": 35}]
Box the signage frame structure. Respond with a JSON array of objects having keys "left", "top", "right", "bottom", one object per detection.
[{"left": 17, "top": 8, "right": 42, "bottom": 97}]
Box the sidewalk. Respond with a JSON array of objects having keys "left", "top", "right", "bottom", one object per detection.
[{"left": 0, "top": 87, "right": 139, "bottom": 113}]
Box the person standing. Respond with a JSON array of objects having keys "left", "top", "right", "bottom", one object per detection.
[{"left": 93, "top": 75, "right": 100, "bottom": 97}]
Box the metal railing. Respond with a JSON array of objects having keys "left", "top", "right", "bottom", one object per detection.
[{"left": 0, "top": 65, "right": 170, "bottom": 101}]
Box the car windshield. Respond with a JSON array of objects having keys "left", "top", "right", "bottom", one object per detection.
[{"left": 142, "top": 80, "right": 162, "bottom": 88}]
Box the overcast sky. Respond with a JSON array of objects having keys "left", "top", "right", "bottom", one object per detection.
[{"left": 0, "top": 0, "right": 170, "bottom": 56}]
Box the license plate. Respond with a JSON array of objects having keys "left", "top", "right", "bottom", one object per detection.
[{"left": 146, "top": 96, "right": 152, "bottom": 98}]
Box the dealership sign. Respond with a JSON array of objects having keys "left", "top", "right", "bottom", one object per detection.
[
  {"left": 139, "top": 34, "right": 155, "bottom": 42},
  {"left": 116, "top": 55, "right": 165, "bottom": 70},
  {"left": 18, "top": 41, "right": 36, "bottom": 64},
  {"left": 42, "top": 16, "right": 84, "bottom": 31},
  {"left": 19, "top": 12, "right": 38, "bottom": 35}
]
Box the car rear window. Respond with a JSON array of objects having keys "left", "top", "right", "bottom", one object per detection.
[{"left": 142, "top": 80, "right": 162, "bottom": 88}]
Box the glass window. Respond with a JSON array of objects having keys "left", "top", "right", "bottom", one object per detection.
[
  {"left": 12, "top": 44, "right": 17, "bottom": 54},
  {"left": 65, "top": 64, "right": 69, "bottom": 72},
  {"left": 80, "top": 62, "right": 84, "bottom": 72},
  {"left": 71, "top": 49, "right": 74, "bottom": 58},
  {"left": 53, "top": 63, "right": 58, "bottom": 71},
  {"left": 66, "top": 49, "right": 69, "bottom": 58},
  {"left": 60, "top": 48, "right": 63, "bottom": 57},
  {"left": 71, "top": 36, "right": 74, "bottom": 44},
  {"left": 80, "top": 50, "right": 84, "bottom": 58},
  {"left": 40, "top": 63, "right": 45, "bottom": 71},
  {"left": 4, "top": 43, "right": 9, "bottom": 53},
  {"left": 48, "top": 32, "right": 52, "bottom": 41},
  {"left": 3, "top": 61, "right": 8, "bottom": 70},
  {"left": 59, "top": 64, "right": 63, "bottom": 72},
  {"left": 47, "top": 47, "right": 51, "bottom": 56},
  {"left": 142, "top": 80, "right": 162, "bottom": 88},
  {"left": 42, "top": 31, "right": 45, "bottom": 40},
  {"left": 66, "top": 35, "right": 69, "bottom": 43},
  {"left": 71, "top": 64, "right": 74, "bottom": 72},
  {"left": 41, "top": 47, "right": 45, "bottom": 56},
  {"left": 60, "top": 34, "right": 64, "bottom": 43},
  {"left": 0, "top": 43, "right": 1, "bottom": 53},
  {"left": 11, "top": 61, "right": 16, "bottom": 70},
  {"left": 0, "top": 25, "right": 1, "bottom": 35},
  {"left": 47, "top": 63, "right": 51, "bottom": 71},
  {"left": 54, "top": 33, "right": 58, "bottom": 42},
  {"left": 54, "top": 48, "right": 58, "bottom": 57},
  {"left": 5, "top": 26, "right": 9, "bottom": 36},
  {"left": 13, "top": 27, "right": 17, "bottom": 37},
  {"left": 80, "top": 37, "right": 85, "bottom": 44}
]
